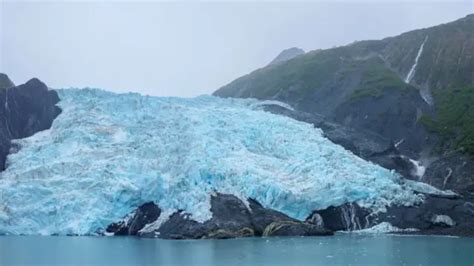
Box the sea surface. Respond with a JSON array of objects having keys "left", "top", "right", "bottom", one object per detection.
[{"left": 1, "top": 234, "right": 473, "bottom": 266}]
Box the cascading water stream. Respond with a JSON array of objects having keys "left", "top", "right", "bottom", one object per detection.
[{"left": 405, "top": 36, "right": 428, "bottom": 84}]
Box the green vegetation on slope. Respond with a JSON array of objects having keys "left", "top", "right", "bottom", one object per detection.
[
  {"left": 349, "top": 59, "right": 410, "bottom": 101},
  {"left": 231, "top": 48, "right": 344, "bottom": 99},
  {"left": 421, "top": 86, "right": 474, "bottom": 155}
]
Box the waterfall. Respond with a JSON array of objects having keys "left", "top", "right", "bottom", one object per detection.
[
  {"left": 405, "top": 36, "right": 428, "bottom": 83},
  {"left": 340, "top": 203, "right": 362, "bottom": 231},
  {"left": 419, "top": 86, "right": 434, "bottom": 106},
  {"left": 3, "top": 88, "right": 12, "bottom": 137}
]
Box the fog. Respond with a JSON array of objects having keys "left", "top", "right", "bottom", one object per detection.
[{"left": 1, "top": 1, "right": 471, "bottom": 96}]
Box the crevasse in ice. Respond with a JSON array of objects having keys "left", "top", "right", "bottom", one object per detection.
[{"left": 0, "top": 88, "right": 424, "bottom": 235}]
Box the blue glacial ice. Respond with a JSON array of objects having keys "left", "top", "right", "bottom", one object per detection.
[{"left": 0, "top": 88, "right": 428, "bottom": 235}]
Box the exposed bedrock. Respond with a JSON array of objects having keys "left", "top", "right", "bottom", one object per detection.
[
  {"left": 422, "top": 153, "right": 474, "bottom": 195},
  {"left": 106, "top": 202, "right": 161, "bottom": 236},
  {"left": 0, "top": 74, "right": 62, "bottom": 171},
  {"left": 263, "top": 105, "right": 426, "bottom": 181},
  {"left": 106, "top": 193, "right": 333, "bottom": 239},
  {"left": 311, "top": 195, "right": 474, "bottom": 236}
]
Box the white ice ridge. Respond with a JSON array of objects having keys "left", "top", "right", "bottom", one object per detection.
[
  {"left": 0, "top": 88, "right": 426, "bottom": 235},
  {"left": 405, "top": 36, "right": 428, "bottom": 84},
  {"left": 251, "top": 100, "right": 295, "bottom": 111}
]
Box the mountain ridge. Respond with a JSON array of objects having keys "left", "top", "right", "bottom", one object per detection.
[{"left": 214, "top": 14, "right": 474, "bottom": 196}]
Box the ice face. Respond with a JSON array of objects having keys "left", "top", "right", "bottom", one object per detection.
[{"left": 0, "top": 88, "right": 424, "bottom": 235}]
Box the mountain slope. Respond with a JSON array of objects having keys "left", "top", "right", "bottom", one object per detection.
[
  {"left": 268, "top": 47, "right": 305, "bottom": 65},
  {"left": 214, "top": 15, "right": 474, "bottom": 190}
]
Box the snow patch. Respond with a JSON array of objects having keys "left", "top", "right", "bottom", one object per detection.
[{"left": 431, "top": 215, "right": 455, "bottom": 227}]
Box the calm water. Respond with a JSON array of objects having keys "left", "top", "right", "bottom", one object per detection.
[{"left": 0, "top": 234, "right": 473, "bottom": 266}]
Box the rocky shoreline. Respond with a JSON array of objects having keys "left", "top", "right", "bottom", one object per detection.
[{"left": 105, "top": 190, "right": 474, "bottom": 239}]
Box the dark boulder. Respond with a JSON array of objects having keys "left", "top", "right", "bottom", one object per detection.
[
  {"left": 106, "top": 202, "right": 161, "bottom": 236},
  {"left": 247, "top": 198, "right": 298, "bottom": 235},
  {"left": 0, "top": 75, "right": 61, "bottom": 171},
  {"left": 150, "top": 211, "right": 209, "bottom": 239},
  {"left": 208, "top": 193, "right": 254, "bottom": 232}
]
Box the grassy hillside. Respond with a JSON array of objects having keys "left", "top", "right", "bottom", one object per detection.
[{"left": 421, "top": 86, "right": 474, "bottom": 155}]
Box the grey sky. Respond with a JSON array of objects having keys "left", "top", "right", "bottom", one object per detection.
[{"left": 1, "top": 1, "right": 472, "bottom": 96}]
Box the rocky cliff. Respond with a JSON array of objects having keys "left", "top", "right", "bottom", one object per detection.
[{"left": 0, "top": 74, "right": 61, "bottom": 171}]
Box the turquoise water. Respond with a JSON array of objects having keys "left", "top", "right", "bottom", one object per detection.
[{"left": 0, "top": 234, "right": 473, "bottom": 265}]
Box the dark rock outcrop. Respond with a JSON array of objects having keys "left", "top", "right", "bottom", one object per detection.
[
  {"left": 247, "top": 198, "right": 299, "bottom": 235},
  {"left": 309, "top": 203, "right": 375, "bottom": 231},
  {"left": 262, "top": 105, "right": 423, "bottom": 180},
  {"left": 109, "top": 193, "right": 332, "bottom": 239},
  {"left": 422, "top": 153, "right": 474, "bottom": 193},
  {"left": 312, "top": 194, "right": 474, "bottom": 236},
  {"left": 0, "top": 74, "right": 61, "bottom": 171},
  {"left": 106, "top": 202, "right": 161, "bottom": 236}
]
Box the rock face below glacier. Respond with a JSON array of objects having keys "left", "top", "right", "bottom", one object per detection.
[
  {"left": 106, "top": 193, "right": 332, "bottom": 239},
  {"left": 313, "top": 195, "right": 474, "bottom": 237},
  {"left": 0, "top": 75, "right": 61, "bottom": 171}
]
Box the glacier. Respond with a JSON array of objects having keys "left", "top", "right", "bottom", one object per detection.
[{"left": 0, "top": 88, "right": 427, "bottom": 235}]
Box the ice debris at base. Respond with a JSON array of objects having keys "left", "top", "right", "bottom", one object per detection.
[
  {"left": 354, "top": 222, "right": 418, "bottom": 234},
  {"left": 403, "top": 179, "right": 458, "bottom": 197},
  {"left": 0, "top": 88, "right": 437, "bottom": 235},
  {"left": 431, "top": 215, "right": 455, "bottom": 227}
]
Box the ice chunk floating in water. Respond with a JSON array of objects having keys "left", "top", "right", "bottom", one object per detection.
[{"left": 0, "top": 89, "right": 424, "bottom": 235}]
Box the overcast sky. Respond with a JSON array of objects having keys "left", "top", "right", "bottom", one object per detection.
[{"left": 1, "top": 1, "right": 472, "bottom": 96}]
